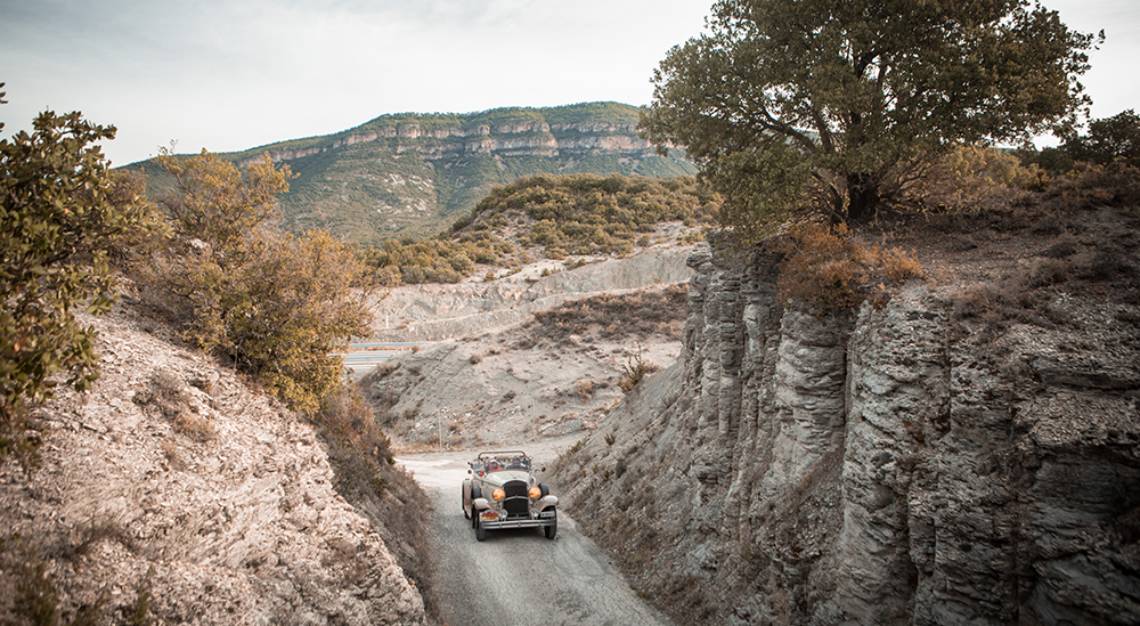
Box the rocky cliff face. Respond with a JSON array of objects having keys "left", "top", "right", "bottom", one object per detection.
[
  {"left": 551, "top": 229, "right": 1140, "bottom": 624},
  {"left": 180, "top": 102, "right": 695, "bottom": 242},
  {"left": 242, "top": 117, "right": 659, "bottom": 165}
]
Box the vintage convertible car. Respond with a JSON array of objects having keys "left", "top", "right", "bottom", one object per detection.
[{"left": 461, "top": 450, "right": 558, "bottom": 541}]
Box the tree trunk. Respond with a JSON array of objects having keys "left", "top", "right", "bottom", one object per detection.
[{"left": 846, "top": 172, "right": 879, "bottom": 224}]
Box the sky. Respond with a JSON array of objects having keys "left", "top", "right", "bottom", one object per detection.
[{"left": 1, "top": 0, "right": 1137, "bottom": 165}]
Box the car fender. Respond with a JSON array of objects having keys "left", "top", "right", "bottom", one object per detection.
[
  {"left": 462, "top": 478, "right": 472, "bottom": 509},
  {"left": 537, "top": 495, "right": 558, "bottom": 510}
]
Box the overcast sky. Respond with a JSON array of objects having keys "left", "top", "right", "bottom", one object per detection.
[{"left": 1, "top": 0, "right": 1137, "bottom": 165}]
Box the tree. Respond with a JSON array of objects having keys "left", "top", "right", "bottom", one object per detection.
[
  {"left": 145, "top": 151, "right": 371, "bottom": 414},
  {"left": 642, "top": 0, "right": 1100, "bottom": 239},
  {"left": 1, "top": 85, "right": 158, "bottom": 455},
  {"left": 1063, "top": 109, "right": 1140, "bottom": 167}
]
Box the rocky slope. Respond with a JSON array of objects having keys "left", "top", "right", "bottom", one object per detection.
[
  {"left": 134, "top": 102, "right": 695, "bottom": 242},
  {"left": 364, "top": 285, "right": 687, "bottom": 449},
  {"left": 550, "top": 208, "right": 1140, "bottom": 624},
  {"left": 369, "top": 243, "right": 697, "bottom": 341},
  {"left": 0, "top": 308, "right": 427, "bottom": 625}
]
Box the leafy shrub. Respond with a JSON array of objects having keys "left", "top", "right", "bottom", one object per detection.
[
  {"left": 908, "top": 145, "right": 1043, "bottom": 213},
  {"left": 360, "top": 235, "right": 515, "bottom": 285},
  {"left": 1038, "top": 161, "right": 1140, "bottom": 210},
  {"left": 1, "top": 92, "right": 160, "bottom": 458},
  {"left": 468, "top": 174, "right": 720, "bottom": 257},
  {"left": 142, "top": 152, "right": 370, "bottom": 415},
  {"left": 776, "top": 224, "right": 925, "bottom": 313},
  {"left": 1063, "top": 109, "right": 1140, "bottom": 168}
]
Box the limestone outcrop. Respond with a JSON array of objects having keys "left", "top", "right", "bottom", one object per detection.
[{"left": 552, "top": 232, "right": 1140, "bottom": 624}]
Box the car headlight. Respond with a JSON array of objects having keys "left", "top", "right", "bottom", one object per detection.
[
  {"left": 528, "top": 486, "right": 542, "bottom": 500},
  {"left": 492, "top": 488, "right": 505, "bottom": 502}
]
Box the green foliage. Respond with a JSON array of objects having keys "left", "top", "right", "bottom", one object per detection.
[
  {"left": 909, "top": 145, "right": 1044, "bottom": 213},
  {"left": 1, "top": 94, "right": 160, "bottom": 457},
  {"left": 1063, "top": 109, "right": 1140, "bottom": 168},
  {"left": 643, "top": 0, "right": 1100, "bottom": 238},
  {"left": 360, "top": 234, "right": 515, "bottom": 285},
  {"left": 469, "top": 174, "right": 719, "bottom": 257},
  {"left": 143, "top": 152, "right": 370, "bottom": 415},
  {"left": 157, "top": 148, "right": 290, "bottom": 249}
]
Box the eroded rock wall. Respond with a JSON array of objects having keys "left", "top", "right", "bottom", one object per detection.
[{"left": 552, "top": 238, "right": 1140, "bottom": 625}]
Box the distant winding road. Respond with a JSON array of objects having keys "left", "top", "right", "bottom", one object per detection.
[{"left": 399, "top": 441, "right": 669, "bottom": 626}]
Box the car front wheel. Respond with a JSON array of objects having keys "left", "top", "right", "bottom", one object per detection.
[
  {"left": 475, "top": 514, "right": 487, "bottom": 542},
  {"left": 543, "top": 508, "right": 557, "bottom": 540}
]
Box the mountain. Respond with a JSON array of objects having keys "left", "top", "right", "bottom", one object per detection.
[{"left": 138, "top": 102, "right": 696, "bottom": 243}]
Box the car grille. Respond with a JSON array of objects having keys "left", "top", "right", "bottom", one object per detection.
[{"left": 503, "top": 480, "right": 530, "bottom": 519}]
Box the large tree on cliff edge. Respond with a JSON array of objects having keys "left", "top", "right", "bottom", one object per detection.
[{"left": 642, "top": 0, "right": 1100, "bottom": 239}]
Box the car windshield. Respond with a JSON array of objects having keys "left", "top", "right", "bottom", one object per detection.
[{"left": 476, "top": 454, "right": 530, "bottom": 473}]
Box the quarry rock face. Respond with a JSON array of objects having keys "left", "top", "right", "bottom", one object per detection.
[{"left": 552, "top": 239, "right": 1140, "bottom": 625}]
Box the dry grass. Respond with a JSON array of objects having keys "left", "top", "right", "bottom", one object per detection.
[
  {"left": 134, "top": 371, "right": 216, "bottom": 443},
  {"left": 776, "top": 224, "right": 924, "bottom": 312},
  {"left": 313, "top": 383, "right": 438, "bottom": 618},
  {"left": 618, "top": 350, "right": 660, "bottom": 393},
  {"left": 172, "top": 412, "right": 216, "bottom": 443},
  {"left": 520, "top": 285, "right": 688, "bottom": 348}
]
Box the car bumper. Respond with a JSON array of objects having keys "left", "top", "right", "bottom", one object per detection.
[{"left": 480, "top": 510, "right": 556, "bottom": 530}]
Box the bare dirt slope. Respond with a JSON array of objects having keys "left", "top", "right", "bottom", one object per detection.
[
  {"left": 0, "top": 308, "right": 426, "bottom": 625},
  {"left": 368, "top": 244, "right": 696, "bottom": 341},
  {"left": 400, "top": 439, "right": 670, "bottom": 626},
  {"left": 364, "top": 286, "right": 687, "bottom": 448}
]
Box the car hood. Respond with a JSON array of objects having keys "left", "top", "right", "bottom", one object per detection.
[{"left": 478, "top": 470, "right": 531, "bottom": 486}]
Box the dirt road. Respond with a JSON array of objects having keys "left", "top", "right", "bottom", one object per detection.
[{"left": 399, "top": 440, "right": 669, "bottom": 626}]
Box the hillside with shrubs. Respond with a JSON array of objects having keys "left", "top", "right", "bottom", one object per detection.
[{"left": 359, "top": 174, "right": 719, "bottom": 286}]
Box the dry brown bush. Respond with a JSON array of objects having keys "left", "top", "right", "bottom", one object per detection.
[
  {"left": 776, "top": 224, "right": 924, "bottom": 312},
  {"left": 575, "top": 379, "right": 596, "bottom": 401},
  {"left": 522, "top": 285, "right": 688, "bottom": 347},
  {"left": 172, "top": 412, "right": 216, "bottom": 444},
  {"left": 134, "top": 371, "right": 216, "bottom": 443},
  {"left": 1039, "top": 162, "right": 1140, "bottom": 210},
  {"left": 618, "top": 350, "right": 660, "bottom": 393}
]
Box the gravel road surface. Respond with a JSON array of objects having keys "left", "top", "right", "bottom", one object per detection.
[{"left": 400, "top": 441, "right": 669, "bottom": 626}]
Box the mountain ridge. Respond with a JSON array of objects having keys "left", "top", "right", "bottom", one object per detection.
[{"left": 134, "top": 102, "right": 696, "bottom": 242}]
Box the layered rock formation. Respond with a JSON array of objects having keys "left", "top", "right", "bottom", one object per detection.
[{"left": 551, "top": 232, "right": 1140, "bottom": 624}]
